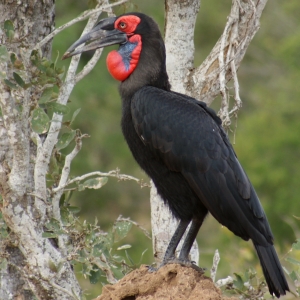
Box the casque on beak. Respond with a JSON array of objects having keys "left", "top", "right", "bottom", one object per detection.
[{"left": 62, "top": 16, "right": 127, "bottom": 60}]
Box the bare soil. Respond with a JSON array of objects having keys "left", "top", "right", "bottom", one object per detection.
[{"left": 94, "top": 264, "right": 238, "bottom": 300}]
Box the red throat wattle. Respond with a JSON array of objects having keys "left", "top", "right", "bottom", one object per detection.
[
  {"left": 106, "top": 15, "right": 142, "bottom": 81},
  {"left": 106, "top": 35, "right": 142, "bottom": 81}
]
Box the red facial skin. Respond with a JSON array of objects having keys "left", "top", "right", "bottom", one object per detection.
[
  {"left": 106, "top": 15, "right": 142, "bottom": 81},
  {"left": 114, "top": 15, "right": 141, "bottom": 35}
]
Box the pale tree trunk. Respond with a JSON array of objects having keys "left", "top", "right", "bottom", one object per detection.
[
  {"left": 0, "top": 0, "right": 132, "bottom": 297},
  {"left": 151, "top": 0, "right": 201, "bottom": 265},
  {"left": 0, "top": 1, "right": 82, "bottom": 299},
  {"left": 151, "top": 0, "right": 268, "bottom": 265}
]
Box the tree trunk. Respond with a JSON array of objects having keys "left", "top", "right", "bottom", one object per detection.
[
  {"left": 151, "top": 0, "right": 201, "bottom": 265},
  {"left": 151, "top": 0, "right": 268, "bottom": 265},
  {"left": 0, "top": 1, "right": 81, "bottom": 299}
]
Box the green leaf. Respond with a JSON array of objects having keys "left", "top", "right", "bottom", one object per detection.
[
  {"left": 48, "top": 260, "right": 58, "bottom": 273},
  {"left": 0, "top": 258, "right": 7, "bottom": 270},
  {"left": 286, "top": 257, "right": 300, "bottom": 266},
  {"left": 66, "top": 206, "right": 81, "bottom": 214},
  {"left": 31, "top": 107, "right": 50, "bottom": 134},
  {"left": 0, "top": 71, "right": 6, "bottom": 80},
  {"left": 78, "top": 177, "right": 108, "bottom": 191},
  {"left": 4, "top": 20, "right": 14, "bottom": 40},
  {"left": 111, "top": 265, "right": 124, "bottom": 280},
  {"left": 56, "top": 130, "right": 76, "bottom": 150},
  {"left": 10, "top": 53, "right": 16, "bottom": 64},
  {"left": 46, "top": 218, "right": 61, "bottom": 231},
  {"left": 292, "top": 239, "right": 300, "bottom": 250},
  {"left": 117, "top": 244, "right": 132, "bottom": 250},
  {"left": 4, "top": 79, "right": 17, "bottom": 89},
  {"left": 114, "top": 221, "right": 132, "bottom": 242},
  {"left": 13, "top": 72, "right": 25, "bottom": 88},
  {"left": 0, "top": 45, "right": 9, "bottom": 63},
  {"left": 70, "top": 108, "right": 81, "bottom": 125},
  {"left": 46, "top": 102, "right": 69, "bottom": 115},
  {"left": 42, "top": 232, "right": 58, "bottom": 238},
  {"left": 39, "top": 87, "right": 54, "bottom": 104},
  {"left": 233, "top": 273, "right": 244, "bottom": 290},
  {"left": 89, "top": 268, "right": 103, "bottom": 284},
  {"left": 289, "top": 270, "right": 299, "bottom": 282},
  {"left": 92, "top": 257, "right": 108, "bottom": 269},
  {"left": 93, "top": 243, "right": 105, "bottom": 257}
]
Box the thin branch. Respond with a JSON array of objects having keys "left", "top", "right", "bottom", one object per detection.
[
  {"left": 73, "top": 0, "right": 116, "bottom": 83},
  {"left": 215, "top": 276, "right": 234, "bottom": 288},
  {"left": 91, "top": 254, "right": 118, "bottom": 284},
  {"left": 52, "top": 169, "right": 150, "bottom": 194},
  {"left": 49, "top": 280, "right": 79, "bottom": 300},
  {"left": 34, "top": 4, "right": 103, "bottom": 203},
  {"left": 52, "top": 134, "right": 87, "bottom": 253},
  {"left": 33, "top": 0, "right": 128, "bottom": 51},
  {"left": 189, "top": 0, "right": 268, "bottom": 106},
  {"left": 117, "top": 216, "right": 151, "bottom": 240},
  {"left": 229, "top": 59, "right": 242, "bottom": 116},
  {"left": 218, "top": 18, "right": 232, "bottom": 127},
  {"left": 210, "top": 249, "right": 220, "bottom": 283},
  {"left": 31, "top": 132, "right": 43, "bottom": 156},
  {"left": 75, "top": 48, "right": 103, "bottom": 83},
  {"left": 54, "top": 134, "right": 86, "bottom": 198}
]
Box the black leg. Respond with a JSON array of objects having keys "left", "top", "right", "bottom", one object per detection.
[
  {"left": 162, "top": 219, "right": 190, "bottom": 263},
  {"left": 178, "top": 218, "right": 204, "bottom": 261}
]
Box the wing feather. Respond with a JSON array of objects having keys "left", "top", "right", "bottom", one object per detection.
[{"left": 131, "top": 86, "right": 273, "bottom": 243}]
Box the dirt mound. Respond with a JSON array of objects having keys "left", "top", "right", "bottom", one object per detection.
[{"left": 94, "top": 264, "right": 237, "bottom": 300}]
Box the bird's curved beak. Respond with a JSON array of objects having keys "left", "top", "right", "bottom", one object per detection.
[{"left": 62, "top": 16, "right": 127, "bottom": 60}]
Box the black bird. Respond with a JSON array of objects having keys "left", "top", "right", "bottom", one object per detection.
[{"left": 63, "top": 12, "right": 289, "bottom": 297}]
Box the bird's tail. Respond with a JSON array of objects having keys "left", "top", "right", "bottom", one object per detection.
[{"left": 254, "top": 243, "right": 289, "bottom": 298}]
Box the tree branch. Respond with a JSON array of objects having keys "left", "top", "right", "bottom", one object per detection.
[
  {"left": 33, "top": 0, "right": 128, "bottom": 51},
  {"left": 52, "top": 169, "right": 149, "bottom": 195},
  {"left": 189, "top": 0, "right": 268, "bottom": 109}
]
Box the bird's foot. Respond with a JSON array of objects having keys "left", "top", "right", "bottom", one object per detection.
[
  {"left": 167, "top": 258, "right": 205, "bottom": 273},
  {"left": 147, "top": 257, "right": 205, "bottom": 274},
  {"left": 147, "top": 264, "right": 158, "bottom": 273}
]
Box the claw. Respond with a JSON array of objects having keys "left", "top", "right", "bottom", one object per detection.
[
  {"left": 147, "top": 258, "right": 205, "bottom": 274},
  {"left": 146, "top": 265, "right": 158, "bottom": 273}
]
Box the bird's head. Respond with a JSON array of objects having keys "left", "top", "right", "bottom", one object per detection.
[{"left": 63, "top": 12, "right": 170, "bottom": 93}]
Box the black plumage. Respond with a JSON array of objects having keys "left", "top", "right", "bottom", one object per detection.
[{"left": 63, "top": 12, "right": 289, "bottom": 297}]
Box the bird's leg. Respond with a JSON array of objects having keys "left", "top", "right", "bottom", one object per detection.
[
  {"left": 178, "top": 218, "right": 202, "bottom": 262},
  {"left": 176, "top": 218, "right": 205, "bottom": 273},
  {"left": 162, "top": 219, "right": 190, "bottom": 264},
  {"left": 148, "top": 219, "right": 190, "bottom": 272}
]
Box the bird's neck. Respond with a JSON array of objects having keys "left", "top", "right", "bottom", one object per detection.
[{"left": 119, "top": 36, "right": 171, "bottom": 99}]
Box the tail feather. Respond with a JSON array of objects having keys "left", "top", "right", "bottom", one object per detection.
[{"left": 254, "top": 243, "right": 289, "bottom": 298}]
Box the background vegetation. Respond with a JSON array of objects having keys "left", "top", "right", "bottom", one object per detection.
[{"left": 52, "top": 0, "right": 300, "bottom": 297}]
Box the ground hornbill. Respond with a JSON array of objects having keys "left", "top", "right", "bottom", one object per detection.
[{"left": 63, "top": 12, "right": 289, "bottom": 297}]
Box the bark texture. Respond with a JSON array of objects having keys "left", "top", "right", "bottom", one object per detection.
[
  {"left": 0, "top": 1, "right": 82, "bottom": 299},
  {"left": 150, "top": 0, "right": 268, "bottom": 265}
]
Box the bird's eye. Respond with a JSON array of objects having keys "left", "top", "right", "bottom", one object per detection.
[{"left": 118, "top": 22, "right": 127, "bottom": 29}]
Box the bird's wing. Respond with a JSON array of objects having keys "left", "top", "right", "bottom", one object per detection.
[{"left": 131, "top": 86, "right": 273, "bottom": 245}]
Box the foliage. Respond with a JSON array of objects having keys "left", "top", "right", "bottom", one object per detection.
[
  {"left": 222, "top": 269, "right": 267, "bottom": 299},
  {"left": 42, "top": 212, "right": 147, "bottom": 286},
  {"left": 285, "top": 228, "right": 300, "bottom": 296},
  {"left": 0, "top": 5, "right": 150, "bottom": 294}
]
